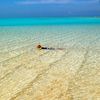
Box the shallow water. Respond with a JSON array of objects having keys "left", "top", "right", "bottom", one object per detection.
[
  {"left": 0, "top": 18, "right": 100, "bottom": 100},
  {"left": 0, "top": 24, "right": 100, "bottom": 49}
]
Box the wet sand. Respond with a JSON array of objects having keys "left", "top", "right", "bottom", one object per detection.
[{"left": 0, "top": 38, "right": 100, "bottom": 100}]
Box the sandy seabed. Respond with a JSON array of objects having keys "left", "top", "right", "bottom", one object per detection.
[
  {"left": 0, "top": 25, "right": 100, "bottom": 100},
  {"left": 0, "top": 38, "right": 100, "bottom": 100}
]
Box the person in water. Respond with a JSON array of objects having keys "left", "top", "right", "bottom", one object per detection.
[
  {"left": 37, "top": 45, "right": 55, "bottom": 50},
  {"left": 37, "top": 45, "right": 65, "bottom": 50}
]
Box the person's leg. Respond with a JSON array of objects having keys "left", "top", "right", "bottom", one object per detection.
[{"left": 48, "top": 48, "right": 55, "bottom": 50}]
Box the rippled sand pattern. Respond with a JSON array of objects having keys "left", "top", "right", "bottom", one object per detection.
[{"left": 0, "top": 25, "right": 100, "bottom": 100}]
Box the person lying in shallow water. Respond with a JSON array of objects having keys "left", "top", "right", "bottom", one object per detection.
[
  {"left": 37, "top": 45, "right": 65, "bottom": 50},
  {"left": 37, "top": 45, "right": 55, "bottom": 50}
]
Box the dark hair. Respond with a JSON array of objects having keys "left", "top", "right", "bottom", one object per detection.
[{"left": 37, "top": 45, "right": 42, "bottom": 49}]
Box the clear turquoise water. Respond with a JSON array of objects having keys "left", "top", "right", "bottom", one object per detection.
[
  {"left": 0, "top": 18, "right": 100, "bottom": 26},
  {"left": 0, "top": 18, "right": 100, "bottom": 50}
]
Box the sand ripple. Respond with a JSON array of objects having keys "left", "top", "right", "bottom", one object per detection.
[
  {"left": 0, "top": 43, "right": 100, "bottom": 100},
  {"left": 0, "top": 25, "right": 100, "bottom": 100}
]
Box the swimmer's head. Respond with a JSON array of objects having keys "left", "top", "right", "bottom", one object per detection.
[{"left": 37, "top": 45, "right": 42, "bottom": 49}]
